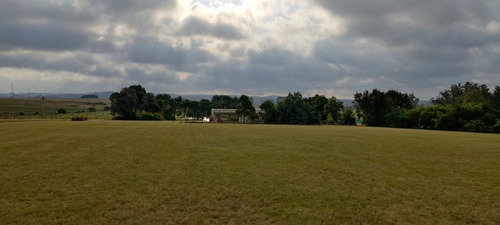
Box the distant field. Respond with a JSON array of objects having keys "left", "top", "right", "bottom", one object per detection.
[
  {"left": 0, "top": 98, "right": 112, "bottom": 120},
  {"left": 0, "top": 121, "right": 498, "bottom": 224}
]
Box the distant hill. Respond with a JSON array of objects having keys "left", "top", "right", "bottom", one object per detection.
[
  {"left": 0, "top": 91, "right": 114, "bottom": 99},
  {"left": 4, "top": 91, "right": 433, "bottom": 109},
  {"left": 418, "top": 100, "right": 433, "bottom": 107}
]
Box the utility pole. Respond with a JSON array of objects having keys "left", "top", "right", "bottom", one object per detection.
[
  {"left": 41, "top": 96, "right": 46, "bottom": 118},
  {"left": 10, "top": 83, "right": 14, "bottom": 98}
]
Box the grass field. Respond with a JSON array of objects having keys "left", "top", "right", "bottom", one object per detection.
[
  {"left": 0, "top": 98, "right": 112, "bottom": 120},
  {"left": 0, "top": 121, "right": 498, "bottom": 224}
]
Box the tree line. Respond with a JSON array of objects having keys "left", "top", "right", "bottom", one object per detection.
[
  {"left": 258, "top": 92, "right": 349, "bottom": 125},
  {"left": 110, "top": 82, "right": 500, "bottom": 133},
  {"left": 109, "top": 85, "right": 350, "bottom": 124},
  {"left": 109, "top": 85, "right": 242, "bottom": 120},
  {"left": 354, "top": 82, "right": 500, "bottom": 133}
]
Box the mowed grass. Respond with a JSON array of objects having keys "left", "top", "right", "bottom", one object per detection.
[{"left": 0, "top": 121, "right": 498, "bottom": 224}]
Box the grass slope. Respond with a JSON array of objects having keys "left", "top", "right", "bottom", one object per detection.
[
  {"left": 0, "top": 121, "right": 498, "bottom": 224},
  {"left": 0, "top": 98, "right": 111, "bottom": 120}
]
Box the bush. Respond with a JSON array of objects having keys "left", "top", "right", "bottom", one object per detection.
[
  {"left": 418, "top": 105, "right": 449, "bottom": 129},
  {"left": 137, "top": 113, "right": 164, "bottom": 120},
  {"left": 464, "top": 120, "right": 486, "bottom": 132},
  {"left": 405, "top": 107, "right": 423, "bottom": 128},
  {"left": 385, "top": 107, "right": 407, "bottom": 128},
  {"left": 493, "top": 122, "right": 500, "bottom": 133},
  {"left": 88, "top": 107, "right": 96, "bottom": 112},
  {"left": 164, "top": 114, "right": 176, "bottom": 121},
  {"left": 58, "top": 108, "right": 67, "bottom": 114},
  {"left": 435, "top": 108, "right": 461, "bottom": 131},
  {"left": 71, "top": 116, "right": 88, "bottom": 121}
]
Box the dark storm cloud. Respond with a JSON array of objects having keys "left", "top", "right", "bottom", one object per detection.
[
  {"left": 409, "top": 47, "right": 469, "bottom": 64},
  {"left": 87, "top": 0, "right": 176, "bottom": 14},
  {"left": 313, "top": 0, "right": 500, "bottom": 46},
  {"left": 0, "top": 52, "right": 86, "bottom": 72},
  {"left": 0, "top": 0, "right": 100, "bottom": 52},
  {"left": 314, "top": 40, "right": 392, "bottom": 71},
  {"left": 248, "top": 49, "right": 294, "bottom": 66},
  {"left": 0, "top": 0, "right": 177, "bottom": 52},
  {"left": 177, "top": 16, "right": 246, "bottom": 40},
  {"left": 0, "top": 0, "right": 96, "bottom": 23},
  {"left": 125, "top": 66, "right": 181, "bottom": 84},
  {"left": 85, "top": 0, "right": 178, "bottom": 30},
  {"left": 125, "top": 37, "right": 215, "bottom": 72},
  {"left": 310, "top": 0, "right": 500, "bottom": 97},
  {"left": 0, "top": 51, "right": 122, "bottom": 78},
  {"left": 1, "top": 0, "right": 499, "bottom": 98},
  {"left": 191, "top": 49, "right": 345, "bottom": 95},
  {"left": 312, "top": 38, "right": 482, "bottom": 95},
  {"left": 0, "top": 22, "right": 92, "bottom": 51}
]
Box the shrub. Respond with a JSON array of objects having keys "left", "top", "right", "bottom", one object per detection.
[
  {"left": 164, "top": 114, "right": 176, "bottom": 121},
  {"left": 88, "top": 107, "right": 96, "bottom": 112},
  {"left": 137, "top": 113, "right": 164, "bottom": 120},
  {"left": 464, "top": 120, "right": 486, "bottom": 132},
  {"left": 71, "top": 116, "right": 88, "bottom": 121},
  {"left": 418, "top": 105, "right": 449, "bottom": 129},
  {"left": 58, "top": 108, "right": 67, "bottom": 114},
  {"left": 405, "top": 107, "right": 423, "bottom": 128},
  {"left": 385, "top": 107, "right": 407, "bottom": 128}
]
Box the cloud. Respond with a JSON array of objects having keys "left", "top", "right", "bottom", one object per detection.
[
  {"left": 87, "top": 0, "right": 176, "bottom": 14},
  {"left": 125, "top": 37, "right": 215, "bottom": 72},
  {"left": 312, "top": 0, "right": 500, "bottom": 47},
  {"left": 0, "top": 22, "right": 93, "bottom": 51},
  {"left": 1, "top": 0, "right": 499, "bottom": 100},
  {"left": 177, "top": 16, "right": 246, "bottom": 40}
]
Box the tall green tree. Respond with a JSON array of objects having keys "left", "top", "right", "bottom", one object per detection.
[
  {"left": 490, "top": 86, "right": 500, "bottom": 110},
  {"left": 432, "top": 82, "right": 491, "bottom": 105},
  {"left": 177, "top": 99, "right": 198, "bottom": 117},
  {"left": 259, "top": 100, "right": 278, "bottom": 124},
  {"left": 277, "top": 92, "right": 311, "bottom": 124},
  {"left": 324, "top": 96, "right": 344, "bottom": 124},
  {"left": 305, "top": 94, "right": 329, "bottom": 124},
  {"left": 236, "top": 95, "right": 255, "bottom": 123},
  {"left": 354, "top": 89, "right": 415, "bottom": 126},
  {"left": 341, "top": 109, "right": 355, "bottom": 125},
  {"left": 197, "top": 99, "right": 212, "bottom": 117},
  {"left": 211, "top": 95, "right": 239, "bottom": 109},
  {"left": 156, "top": 94, "right": 177, "bottom": 120},
  {"left": 145, "top": 92, "right": 161, "bottom": 113},
  {"left": 354, "top": 89, "right": 388, "bottom": 126},
  {"left": 463, "top": 88, "right": 488, "bottom": 104},
  {"left": 109, "top": 85, "right": 148, "bottom": 119}
]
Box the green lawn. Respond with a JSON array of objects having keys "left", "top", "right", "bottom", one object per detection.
[{"left": 0, "top": 121, "right": 498, "bottom": 224}]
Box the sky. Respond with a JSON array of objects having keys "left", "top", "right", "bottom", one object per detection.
[{"left": 1, "top": 0, "right": 499, "bottom": 99}]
